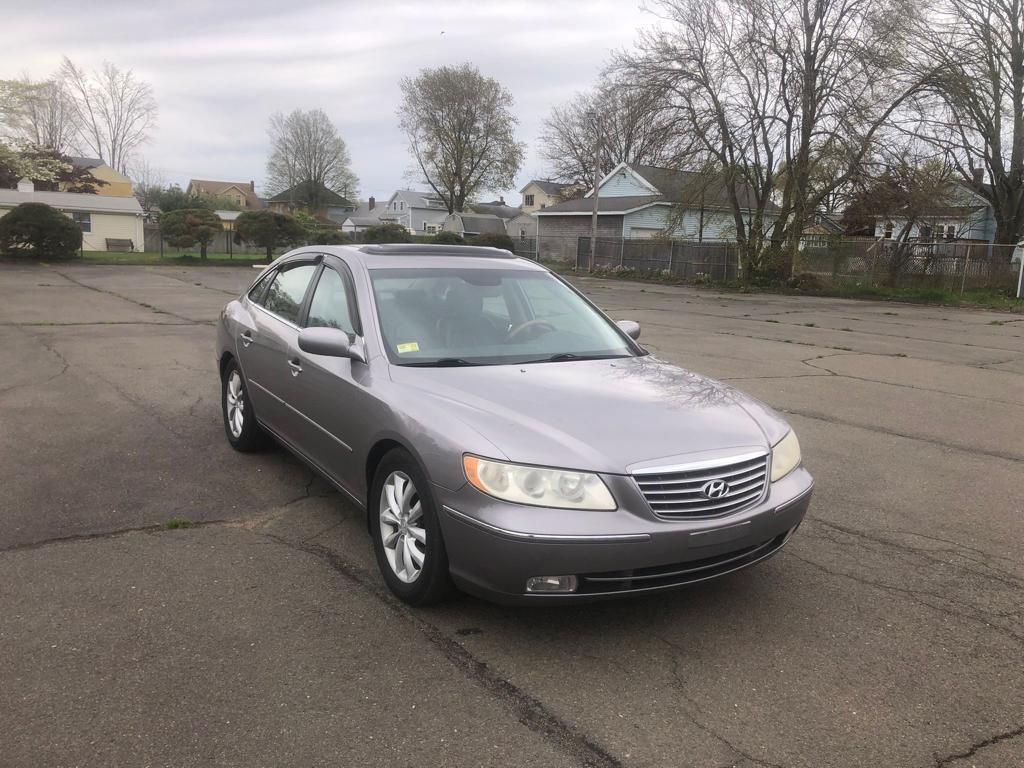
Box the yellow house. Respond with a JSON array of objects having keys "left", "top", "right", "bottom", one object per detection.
[
  {"left": 65, "top": 157, "right": 135, "bottom": 198},
  {"left": 519, "top": 180, "right": 580, "bottom": 213},
  {"left": 186, "top": 179, "right": 263, "bottom": 210}
]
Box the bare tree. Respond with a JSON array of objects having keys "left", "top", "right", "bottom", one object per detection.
[
  {"left": 910, "top": 0, "right": 1024, "bottom": 244},
  {"left": 398, "top": 63, "right": 524, "bottom": 214},
  {"left": 0, "top": 76, "right": 78, "bottom": 153},
  {"left": 618, "top": 0, "right": 922, "bottom": 274},
  {"left": 59, "top": 58, "right": 157, "bottom": 174},
  {"left": 265, "top": 108, "right": 359, "bottom": 210},
  {"left": 129, "top": 157, "right": 165, "bottom": 213},
  {"left": 539, "top": 79, "right": 691, "bottom": 186}
]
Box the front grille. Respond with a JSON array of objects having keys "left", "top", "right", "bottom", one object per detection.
[
  {"left": 633, "top": 452, "right": 769, "bottom": 520},
  {"left": 577, "top": 530, "right": 792, "bottom": 594}
]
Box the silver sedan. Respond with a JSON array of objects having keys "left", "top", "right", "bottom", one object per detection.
[{"left": 217, "top": 244, "right": 813, "bottom": 605}]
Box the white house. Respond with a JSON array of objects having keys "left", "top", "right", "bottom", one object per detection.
[
  {"left": 0, "top": 179, "right": 145, "bottom": 252},
  {"left": 873, "top": 183, "right": 997, "bottom": 243},
  {"left": 534, "top": 162, "right": 778, "bottom": 262}
]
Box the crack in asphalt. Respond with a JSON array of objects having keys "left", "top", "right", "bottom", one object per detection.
[
  {"left": 262, "top": 533, "right": 626, "bottom": 768},
  {"left": 0, "top": 324, "right": 70, "bottom": 397},
  {"left": 782, "top": 408, "right": 1024, "bottom": 463},
  {"left": 933, "top": 723, "right": 1024, "bottom": 766},
  {"left": 657, "top": 637, "right": 788, "bottom": 768},
  {"left": 48, "top": 267, "right": 213, "bottom": 326}
]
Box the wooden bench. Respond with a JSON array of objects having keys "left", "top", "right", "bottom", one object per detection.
[{"left": 105, "top": 238, "right": 134, "bottom": 252}]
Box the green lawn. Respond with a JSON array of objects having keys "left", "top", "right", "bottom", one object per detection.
[{"left": 81, "top": 250, "right": 270, "bottom": 266}]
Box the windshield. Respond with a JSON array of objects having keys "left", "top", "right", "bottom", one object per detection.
[{"left": 370, "top": 267, "right": 639, "bottom": 366}]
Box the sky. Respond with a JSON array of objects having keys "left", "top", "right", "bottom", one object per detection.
[{"left": 2, "top": 0, "right": 660, "bottom": 204}]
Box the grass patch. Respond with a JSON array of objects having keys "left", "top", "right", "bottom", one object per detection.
[
  {"left": 162, "top": 517, "right": 195, "bottom": 530},
  {"left": 80, "top": 250, "right": 268, "bottom": 267}
]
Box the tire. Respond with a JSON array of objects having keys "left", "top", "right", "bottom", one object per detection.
[
  {"left": 370, "top": 448, "right": 454, "bottom": 605},
  {"left": 221, "top": 359, "right": 266, "bottom": 452}
]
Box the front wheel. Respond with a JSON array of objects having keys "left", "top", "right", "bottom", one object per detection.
[{"left": 370, "top": 449, "right": 453, "bottom": 605}]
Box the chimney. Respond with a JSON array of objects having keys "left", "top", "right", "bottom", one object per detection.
[
  {"left": 17, "top": 178, "right": 34, "bottom": 194},
  {"left": 971, "top": 167, "right": 985, "bottom": 186},
  {"left": 368, "top": 196, "right": 375, "bottom": 211},
  {"left": 499, "top": 196, "right": 505, "bottom": 204}
]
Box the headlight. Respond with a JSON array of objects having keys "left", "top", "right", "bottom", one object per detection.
[
  {"left": 770, "top": 430, "right": 802, "bottom": 482},
  {"left": 463, "top": 455, "right": 616, "bottom": 510}
]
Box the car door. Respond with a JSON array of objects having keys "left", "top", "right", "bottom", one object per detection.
[
  {"left": 237, "top": 258, "right": 319, "bottom": 444},
  {"left": 289, "top": 258, "right": 380, "bottom": 497}
]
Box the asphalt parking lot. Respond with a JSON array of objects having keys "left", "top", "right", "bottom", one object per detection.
[{"left": 1, "top": 261, "right": 1022, "bottom": 768}]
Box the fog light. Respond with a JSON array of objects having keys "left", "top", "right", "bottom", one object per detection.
[{"left": 525, "top": 575, "right": 578, "bottom": 593}]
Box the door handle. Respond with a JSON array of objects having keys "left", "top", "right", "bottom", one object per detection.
[
  {"left": 240, "top": 331, "right": 254, "bottom": 348},
  {"left": 288, "top": 358, "right": 303, "bottom": 376}
]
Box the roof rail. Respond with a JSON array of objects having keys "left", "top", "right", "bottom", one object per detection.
[{"left": 358, "top": 244, "right": 516, "bottom": 259}]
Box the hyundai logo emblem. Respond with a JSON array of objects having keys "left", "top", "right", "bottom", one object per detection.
[{"left": 701, "top": 479, "right": 730, "bottom": 499}]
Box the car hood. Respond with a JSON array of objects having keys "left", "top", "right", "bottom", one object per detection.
[{"left": 388, "top": 355, "right": 790, "bottom": 474}]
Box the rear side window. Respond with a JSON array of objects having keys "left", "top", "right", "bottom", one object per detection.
[
  {"left": 263, "top": 264, "right": 317, "bottom": 324},
  {"left": 306, "top": 268, "right": 357, "bottom": 335}
]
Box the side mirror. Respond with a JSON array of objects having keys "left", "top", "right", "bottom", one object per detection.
[
  {"left": 298, "top": 327, "right": 366, "bottom": 363},
  {"left": 617, "top": 319, "right": 641, "bottom": 340}
]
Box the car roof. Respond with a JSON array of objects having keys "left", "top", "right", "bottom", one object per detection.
[{"left": 312, "top": 244, "right": 548, "bottom": 272}]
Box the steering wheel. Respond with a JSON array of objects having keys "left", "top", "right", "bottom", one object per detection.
[{"left": 507, "top": 319, "right": 556, "bottom": 342}]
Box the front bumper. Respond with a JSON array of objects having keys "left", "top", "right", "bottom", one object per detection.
[{"left": 436, "top": 467, "right": 813, "bottom": 604}]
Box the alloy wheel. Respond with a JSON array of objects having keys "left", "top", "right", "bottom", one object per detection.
[
  {"left": 379, "top": 471, "right": 426, "bottom": 583},
  {"left": 225, "top": 370, "right": 245, "bottom": 438}
]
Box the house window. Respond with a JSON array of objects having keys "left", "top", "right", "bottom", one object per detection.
[
  {"left": 946, "top": 225, "right": 955, "bottom": 240},
  {"left": 524, "top": 194, "right": 535, "bottom": 207},
  {"left": 71, "top": 211, "right": 91, "bottom": 233},
  {"left": 426, "top": 224, "right": 438, "bottom": 234},
  {"left": 400, "top": 202, "right": 405, "bottom": 211},
  {"left": 883, "top": 221, "right": 893, "bottom": 239}
]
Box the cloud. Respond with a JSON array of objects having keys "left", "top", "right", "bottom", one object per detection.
[{"left": 3, "top": 0, "right": 657, "bottom": 201}]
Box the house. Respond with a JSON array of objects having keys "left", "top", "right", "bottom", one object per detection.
[
  {"left": 371, "top": 189, "right": 450, "bottom": 234},
  {"left": 872, "top": 183, "right": 996, "bottom": 243},
  {"left": 520, "top": 180, "right": 579, "bottom": 213},
  {"left": 0, "top": 178, "right": 144, "bottom": 251},
  {"left": 67, "top": 157, "right": 134, "bottom": 197},
  {"left": 186, "top": 179, "right": 263, "bottom": 210},
  {"left": 341, "top": 196, "right": 398, "bottom": 233},
  {"left": 266, "top": 181, "right": 355, "bottom": 224},
  {"left": 442, "top": 212, "right": 509, "bottom": 237},
  {"left": 534, "top": 162, "right": 777, "bottom": 262},
  {"left": 801, "top": 213, "right": 846, "bottom": 249}
]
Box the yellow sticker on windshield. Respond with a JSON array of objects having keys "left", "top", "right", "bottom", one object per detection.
[{"left": 396, "top": 342, "right": 420, "bottom": 354}]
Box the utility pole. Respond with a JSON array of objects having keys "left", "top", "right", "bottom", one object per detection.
[{"left": 589, "top": 114, "right": 601, "bottom": 274}]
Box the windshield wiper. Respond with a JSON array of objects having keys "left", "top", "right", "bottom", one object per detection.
[
  {"left": 403, "top": 357, "right": 481, "bottom": 367},
  {"left": 523, "top": 352, "right": 627, "bottom": 364}
]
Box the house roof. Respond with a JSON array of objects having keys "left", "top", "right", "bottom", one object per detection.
[
  {"left": 267, "top": 181, "right": 354, "bottom": 207},
  {"left": 0, "top": 187, "right": 143, "bottom": 214},
  {"left": 550, "top": 163, "right": 776, "bottom": 215},
  {"left": 68, "top": 156, "right": 105, "bottom": 170},
  {"left": 389, "top": 189, "right": 448, "bottom": 209},
  {"left": 468, "top": 202, "right": 520, "bottom": 220},
  {"left": 188, "top": 179, "right": 263, "bottom": 208},
  {"left": 521, "top": 179, "right": 572, "bottom": 196},
  {"left": 451, "top": 213, "right": 508, "bottom": 234},
  {"left": 536, "top": 195, "right": 664, "bottom": 215}
]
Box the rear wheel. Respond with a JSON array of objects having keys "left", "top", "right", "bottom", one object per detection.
[
  {"left": 370, "top": 449, "right": 453, "bottom": 605},
  {"left": 221, "top": 359, "right": 266, "bottom": 452}
]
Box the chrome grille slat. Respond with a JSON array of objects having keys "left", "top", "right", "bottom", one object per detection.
[
  {"left": 634, "top": 453, "right": 769, "bottom": 520},
  {"left": 638, "top": 468, "right": 770, "bottom": 493}
]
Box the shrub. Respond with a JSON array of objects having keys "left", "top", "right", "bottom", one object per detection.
[
  {"left": 313, "top": 228, "right": 350, "bottom": 245},
  {"left": 363, "top": 223, "right": 412, "bottom": 243},
  {"left": 160, "top": 208, "right": 222, "bottom": 259},
  {"left": 0, "top": 202, "right": 82, "bottom": 259},
  {"left": 234, "top": 210, "right": 306, "bottom": 261},
  {"left": 470, "top": 232, "right": 515, "bottom": 252},
  {"left": 431, "top": 230, "right": 464, "bottom": 245}
]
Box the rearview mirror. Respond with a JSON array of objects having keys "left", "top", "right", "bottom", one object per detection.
[
  {"left": 298, "top": 327, "right": 365, "bottom": 363},
  {"left": 617, "top": 320, "right": 641, "bottom": 340}
]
